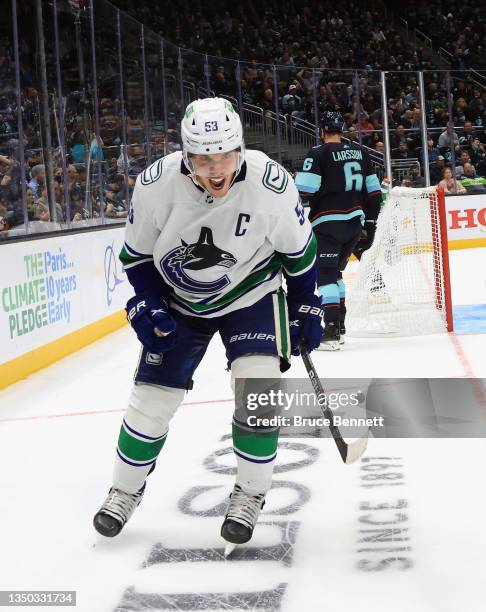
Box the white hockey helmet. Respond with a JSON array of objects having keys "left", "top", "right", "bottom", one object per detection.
[{"left": 181, "top": 97, "right": 245, "bottom": 176}]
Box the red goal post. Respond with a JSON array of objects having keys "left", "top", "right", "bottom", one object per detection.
[{"left": 346, "top": 185, "right": 453, "bottom": 337}]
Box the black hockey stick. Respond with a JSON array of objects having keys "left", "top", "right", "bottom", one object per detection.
[{"left": 300, "top": 346, "right": 368, "bottom": 464}]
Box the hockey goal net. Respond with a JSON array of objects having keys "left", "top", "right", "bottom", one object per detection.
[{"left": 346, "top": 186, "right": 453, "bottom": 336}]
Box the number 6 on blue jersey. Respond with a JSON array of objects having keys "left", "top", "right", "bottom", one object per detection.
[{"left": 343, "top": 161, "right": 363, "bottom": 192}]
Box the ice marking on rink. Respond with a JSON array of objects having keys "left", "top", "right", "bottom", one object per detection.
[
  {"left": 112, "top": 433, "right": 320, "bottom": 610},
  {"left": 0, "top": 398, "right": 234, "bottom": 423},
  {"left": 356, "top": 455, "right": 413, "bottom": 572}
]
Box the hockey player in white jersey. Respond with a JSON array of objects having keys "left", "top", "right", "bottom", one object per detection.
[{"left": 93, "top": 98, "right": 323, "bottom": 547}]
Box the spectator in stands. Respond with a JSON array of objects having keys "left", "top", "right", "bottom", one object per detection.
[
  {"left": 261, "top": 88, "right": 274, "bottom": 113},
  {"left": 100, "top": 113, "right": 121, "bottom": 148},
  {"left": 70, "top": 129, "right": 86, "bottom": 164},
  {"left": 66, "top": 164, "right": 80, "bottom": 194},
  {"left": 27, "top": 164, "right": 45, "bottom": 199},
  {"left": 21, "top": 188, "right": 36, "bottom": 221},
  {"left": 453, "top": 97, "right": 469, "bottom": 126},
  {"left": 34, "top": 195, "right": 63, "bottom": 223},
  {"left": 34, "top": 196, "right": 50, "bottom": 222},
  {"left": 459, "top": 162, "right": 486, "bottom": 194},
  {"left": 438, "top": 166, "right": 467, "bottom": 195},
  {"left": 429, "top": 155, "right": 446, "bottom": 185},
  {"left": 70, "top": 186, "right": 88, "bottom": 222},
  {"left": 391, "top": 142, "right": 412, "bottom": 160},
  {"left": 359, "top": 115, "right": 375, "bottom": 147},
  {"left": 454, "top": 150, "right": 472, "bottom": 178},
  {"left": 0, "top": 154, "right": 16, "bottom": 191},
  {"left": 105, "top": 197, "right": 129, "bottom": 219},
  {"left": 470, "top": 138, "right": 486, "bottom": 174},
  {"left": 281, "top": 84, "right": 305, "bottom": 120},
  {"left": 36, "top": 186, "right": 64, "bottom": 222},
  {"left": 438, "top": 125, "right": 460, "bottom": 151},
  {"left": 459, "top": 161, "right": 476, "bottom": 178},
  {"left": 467, "top": 89, "right": 485, "bottom": 127},
  {"left": 458, "top": 121, "right": 477, "bottom": 150},
  {"left": 75, "top": 164, "right": 87, "bottom": 186},
  {"left": 25, "top": 149, "right": 42, "bottom": 172},
  {"left": 389, "top": 125, "right": 408, "bottom": 150}
]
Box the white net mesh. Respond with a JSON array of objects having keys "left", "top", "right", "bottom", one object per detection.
[{"left": 346, "top": 186, "right": 449, "bottom": 337}]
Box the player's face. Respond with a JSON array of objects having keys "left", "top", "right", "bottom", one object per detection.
[{"left": 190, "top": 151, "right": 239, "bottom": 197}]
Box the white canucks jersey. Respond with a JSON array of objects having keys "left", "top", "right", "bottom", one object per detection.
[{"left": 120, "top": 150, "right": 316, "bottom": 317}]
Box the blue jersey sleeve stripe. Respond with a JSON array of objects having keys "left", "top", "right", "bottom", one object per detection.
[
  {"left": 365, "top": 174, "right": 381, "bottom": 194},
  {"left": 295, "top": 171, "right": 322, "bottom": 193}
]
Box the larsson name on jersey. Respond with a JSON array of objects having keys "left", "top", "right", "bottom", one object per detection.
[{"left": 331, "top": 149, "right": 363, "bottom": 162}]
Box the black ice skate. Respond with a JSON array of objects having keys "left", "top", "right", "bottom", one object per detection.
[
  {"left": 93, "top": 484, "right": 145, "bottom": 537},
  {"left": 317, "top": 322, "right": 341, "bottom": 351},
  {"left": 221, "top": 484, "right": 265, "bottom": 551},
  {"left": 339, "top": 303, "right": 346, "bottom": 344},
  {"left": 339, "top": 320, "right": 346, "bottom": 344}
]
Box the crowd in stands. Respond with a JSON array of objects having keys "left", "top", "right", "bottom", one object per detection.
[
  {"left": 1, "top": 0, "right": 486, "bottom": 235},
  {"left": 101, "top": 0, "right": 486, "bottom": 192},
  {"left": 404, "top": 0, "right": 486, "bottom": 70}
]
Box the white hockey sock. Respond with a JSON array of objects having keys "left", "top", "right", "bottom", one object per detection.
[{"left": 113, "top": 383, "right": 184, "bottom": 493}]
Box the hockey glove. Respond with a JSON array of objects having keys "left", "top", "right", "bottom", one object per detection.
[
  {"left": 354, "top": 220, "right": 376, "bottom": 260},
  {"left": 126, "top": 294, "right": 177, "bottom": 353},
  {"left": 288, "top": 296, "right": 324, "bottom": 356}
]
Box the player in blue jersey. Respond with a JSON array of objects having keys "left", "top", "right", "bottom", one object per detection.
[
  {"left": 93, "top": 98, "right": 323, "bottom": 547},
  {"left": 295, "top": 111, "right": 381, "bottom": 349}
]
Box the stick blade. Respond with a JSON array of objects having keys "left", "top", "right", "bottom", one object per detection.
[
  {"left": 344, "top": 434, "right": 369, "bottom": 464},
  {"left": 224, "top": 542, "right": 238, "bottom": 558}
]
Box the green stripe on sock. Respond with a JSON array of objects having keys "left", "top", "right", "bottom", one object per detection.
[
  {"left": 117, "top": 425, "right": 166, "bottom": 462},
  {"left": 232, "top": 421, "right": 278, "bottom": 458}
]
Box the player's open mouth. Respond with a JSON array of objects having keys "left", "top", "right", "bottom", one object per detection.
[{"left": 209, "top": 177, "right": 226, "bottom": 190}]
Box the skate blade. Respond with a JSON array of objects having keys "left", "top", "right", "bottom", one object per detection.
[
  {"left": 224, "top": 542, "right": 238, "bottom": 557},
  {"left": 317, "top": 341, "right": 341, "bottom": 351}
]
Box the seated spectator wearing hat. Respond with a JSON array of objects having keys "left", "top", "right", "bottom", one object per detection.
[
  {"left": 438, "top": 166, "right": 467, "bottom": 195},
  {"left": 429, "top": 155, "right": 446, "bottom": 184},
  {"left": 282, "top": 84, "right": 305, "bottom": 120},
  {"left": 25, "top": 149, "right": 42, "bottom": 172}
]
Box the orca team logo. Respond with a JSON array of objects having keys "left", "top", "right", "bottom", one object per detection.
[
  {"left": 160, "top": 227, "right": 236, "bottom": 294},
  {"left": 104, "top": 242, "right": 124, "bottom": 306}
]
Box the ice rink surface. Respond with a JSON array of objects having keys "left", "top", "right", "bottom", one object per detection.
[{"left": 1, "top": 248, "right": 485, "bottom": 612}]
